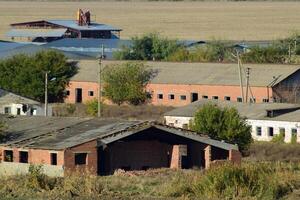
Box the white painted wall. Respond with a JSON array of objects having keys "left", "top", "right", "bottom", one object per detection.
[
  {"left": 0, "top": 103, "right": 45, "bottom": 116},
  {"left": 164, "top": 115, "right": 300, "bottom": 143}
]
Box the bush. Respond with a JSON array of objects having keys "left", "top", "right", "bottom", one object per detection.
[
  {"left": 272, "top": 132, "right": 285, "bottom": 143},
  {"left": 85, "top": 99, "right": 105, "bottom": 116},
  {"left": 190, "top": 103, "right": 252, "bottom": 151},
  {"left": 192, "top": 163, "right": 295, "bottom": 199},
  {"left": 114, "top": 33, "right": 182, "bottom": 61}
]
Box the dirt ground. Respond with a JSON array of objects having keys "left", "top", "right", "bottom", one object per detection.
[{"left": 1, "top": 1, "right": 300, "bottom": 41}]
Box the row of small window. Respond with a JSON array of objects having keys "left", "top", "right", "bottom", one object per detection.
[
  {"left": 157, "top": 93, "right": 268, "bottom": 102},
  {"left": 255, "top": 127, "right": 297, "bottom": 137},
  {"left": 65, "top": 90, "right": 94, "bottom": 97},
  {"left": 3, "top": 150, "right": 58, "bottom": 165},
  {"left": 3, "top": 150, "right": 88, "bottom": 166}
]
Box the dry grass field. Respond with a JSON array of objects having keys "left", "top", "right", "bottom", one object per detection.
[{"left": 1, "top": 1, "right": 300, "bottom": 41}]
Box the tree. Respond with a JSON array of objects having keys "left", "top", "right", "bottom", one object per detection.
[
  {"left": 102, "top": 62, "right": 154, "bottom": 105},
  {"left": 114, "top": 33, "right": 182, "bottom": 61},
  {"left": 0, "top": 121, "right": 6, "bottom": 142},
  {"left": 0, "top": 51, "right": 77, "bottom": 102},
  {"left": 190, "top": 103, "right": 252, "bottom": 151}
]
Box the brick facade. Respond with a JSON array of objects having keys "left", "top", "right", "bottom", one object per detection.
[
  {"left": 65, "top": 81, "right": 273, "bottom": 106},
  {"left": 64, "top": 140, "right": 98, "bottom": 174}
]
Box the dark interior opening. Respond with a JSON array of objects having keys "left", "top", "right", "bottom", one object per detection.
[
  {"left": 19, "top": 151, "right": 28, "bottom": 163},
  {"left": 51, "top": 153, "right": 57, "bottom": 165},
  {"left": 4, "top": 150, "right": 13, "bottom": 162},
  {"left": 191, "top": 93, "right": 198, "bottom": 102},
  {"left": 75, "top": 88, "right": 83, "bottom": 103},
  {"left": 75, "top": 153, "right": 87, "bottom": 165}
]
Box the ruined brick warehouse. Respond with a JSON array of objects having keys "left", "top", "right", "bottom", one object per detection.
[{"left": 0, "top": 116, "right": 240, "bottom": 176}]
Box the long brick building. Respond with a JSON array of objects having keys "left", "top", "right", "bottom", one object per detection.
[
  {"left": 0, "top": 116, "right": 240, "bottom": 177},
  {"left": 65, "top": 60, "right": 300, "bottom": 106}
]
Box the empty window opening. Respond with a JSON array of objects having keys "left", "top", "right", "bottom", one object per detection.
[
  {"left": 180, "top": 95, "right": 186, "bottom": 100},
  {"left": 75, "top": 153, "right": 87, "bottom": 165},
  {"left": 75, "top": 88, "right": 83, "bottom": 103},
  {"left": 224, "top": 96, "right": 231, "bottom": 101},
  {"left": 279, "top": 128, "right": 285, "bottom": 137},
  {"left": 268, "top": 127, "right": 274, "bottom": 137},
  {"left": 256, "top": 127, "right": 262, "bottom": 136},
  {"left": 168, "top": 94, "right": 175, "bottom": 100},
  {"left": 66, "top": 90, "right": 70, "bottom": 96},
  {"left": 51, "top": 153, "right": 57, "bottom": 165},
  {"left": 4, "top": 107, "right": 11, "bottom": 114},
  {"left": 292, "top": 128, "right": 297, "bottom": 136},
  {"left": 4, "top": 150, "right": 13, "bottom": 162},
  {"left": 263, "top": 98, "right": 269, "bottom": 103},
  {"left": 202, "top": 95, "right": 208, "bottom": 99},
  {"left": 19, "top": 151, "right": 28, "bottom": 163},
  {"left": 212, "top": 96, "right": 218, "bottom": 100},
  {"left": 250, "top": 98, "right": 256, "bottom": 103},
  {"left": 17, "top": 108, "right": 21, "bottom": 115},
  {"left": 88, "top": 91, "right": 94, "bottom": 97},
  {"left": 237, "top": 97, "right": 243, "bottom": 102},
  {"left": 191, "top": 93, "right": 198, "bottom": 102},
  {"left": 157, "top": 94, "right": 163, "bottom": 99}
]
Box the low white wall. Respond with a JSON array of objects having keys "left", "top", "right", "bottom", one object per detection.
[
  {"left": 0, "top": 162, "right": 64, "bottom": 177},
  {"left": 164, "top": 116, "right": 300, "bottom": 143}
]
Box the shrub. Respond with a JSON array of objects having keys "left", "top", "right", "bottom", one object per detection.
[
  {"left": 192, "top": 163, "right": 294, "bottom": 199},
  {"left": 272, "top": 132, "right": 285, "bottom": 143},
  {"left": 291, "top": 133, "right": 297, "bottom": 144},
  {"left": 85, "top": 99, "right": 100, "bottom": 116},
  {"left": 190, "top": 103, "right": 252, "bottom": 151}
]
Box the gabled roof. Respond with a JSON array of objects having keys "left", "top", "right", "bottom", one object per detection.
[
  {"left": 0, "top": 116, "right": 238, "bottom": 151},
  {"left": 0, "top": 88, "right": 41, "bottom": 105},
  {"left": 71, "top": 60, "right": 300, "bottom": 87},
  {"left": 164, "top": 99, "right": 300, "bottom": 120}
]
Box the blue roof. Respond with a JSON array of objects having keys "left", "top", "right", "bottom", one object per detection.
[
  {"left": 43, "top": 38, "right": 131, "bottom": 59},
  {"left": 0, "top": 41, "right": 27, "bottom": 52},
  {"left": 47, "top": 20, "right": 122, "bottom": 31},
  {"left": 6, "top": 28, "right": 67, "bottom": 38}
]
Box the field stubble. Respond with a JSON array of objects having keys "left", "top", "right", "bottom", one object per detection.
[{"left": 1, "top": 1, "right": 300, "bottom": 40}]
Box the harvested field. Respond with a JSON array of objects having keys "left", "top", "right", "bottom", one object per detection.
[{"left": 1, "top": 1, "right": 300, "bottom": 41}]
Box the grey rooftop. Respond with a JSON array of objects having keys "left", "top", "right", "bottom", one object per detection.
[
  {"left": 0, "top": 116, "right": 238, "bottom": 151},
  {"left": 71, "top": 60, "right": 300, "bottom": 87}
]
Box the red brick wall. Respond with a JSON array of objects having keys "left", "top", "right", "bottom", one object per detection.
[
  {"left": 0, "top": 147, "right": 64, "bottom": 166},
  {"left": 147, "top": 83, "right": 272, "bottom": 106},
  {"left": 65, "top": 81, "right": 99, "bottom": 103},
  {"left": 65, "top": 81, "right": 272, "bottom": 106},
  {"left": 64, "top": 140, "right": 98, "bottom": 174},
  {"left": 229, "top": 149, "right": 242, "bottom": 165}
]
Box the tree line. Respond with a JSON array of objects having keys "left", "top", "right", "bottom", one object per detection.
[{"left": 114, "top": 32, "right": 300, "bottom": 64}]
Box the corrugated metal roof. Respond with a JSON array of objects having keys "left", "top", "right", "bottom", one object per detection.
[
  {"left": 164, "top": 99, "right": 300, "bottom": 120},
  {"left": 47, "top": 20, "right": 121, "bottom": 31},
  {"left": 0, "top": 41, "right": 27, "bottom": 52},
  {"left": 0, "top": 116, "right": 238, "bottom": 151},
  {"left": 6, "top": 28, "right": 67, "bottom": 38},
  {"left": 71, "top": 60, "right": 300, "bottom": 87},
  {"left": 43, "top": 38, "right": 131, "bottom": 59},
  {"left": 0, "top": 44, "right": 93, "bottom": 60}
]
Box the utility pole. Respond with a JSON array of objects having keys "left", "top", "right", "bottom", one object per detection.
[
  {"left": 44, "top": 72, "right": 48, "bottom": 116},
  {"left": 237, "top": 52, "right": 245, "bottom": 102},
  {"left": 98, "top": 45, "right": 104, "bottom": 118},
  {"left": 245, "top": 67, "right": 250, "bottom": 103}
]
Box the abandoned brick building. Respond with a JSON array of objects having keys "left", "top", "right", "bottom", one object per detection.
[
  {"left": 0, "top": 116, "right": 240, "bottom": 177},
  {"left": 65, "top": 60, "right": 300, "bottom": 106}
]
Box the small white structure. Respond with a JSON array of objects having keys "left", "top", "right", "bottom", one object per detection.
[
  {"left": 164, "top": 99, "right": 300, "bottom": 143},
  {"left": 0, "top": 88, "right": 45, "bottom": 116}
]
